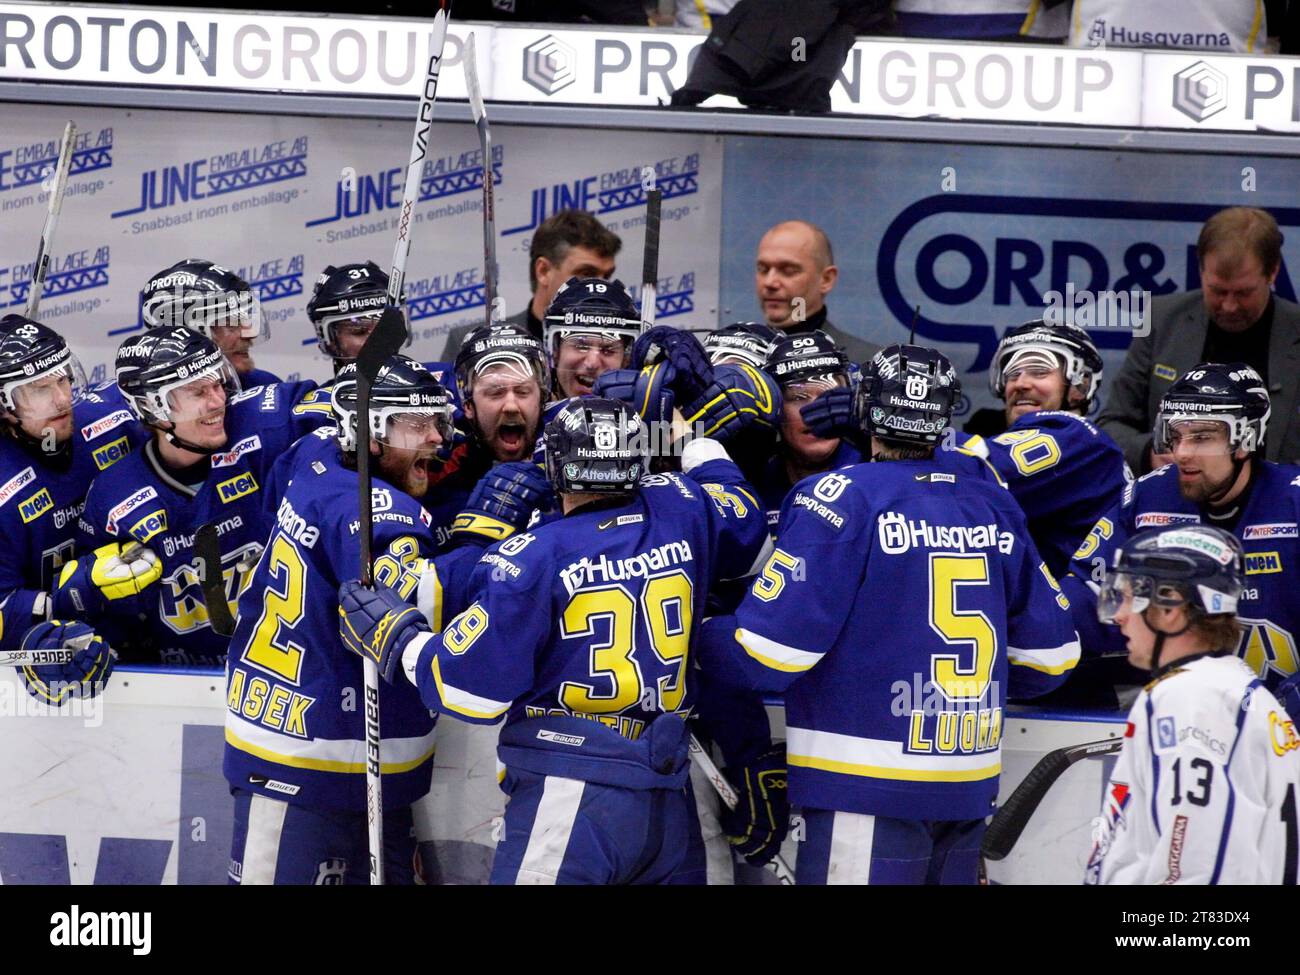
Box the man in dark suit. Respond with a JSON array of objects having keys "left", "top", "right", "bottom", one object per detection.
[
  {"left": 1099, "top": 207, "right": 1300, "bottom": 471},
  {"left": 753, "top": 220, "right": 880, "bottom": 367},
  {"left": 439, "top": 210, "right": 621, "bottom": 360}
]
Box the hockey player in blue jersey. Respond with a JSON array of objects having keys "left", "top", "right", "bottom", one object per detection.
[
  {"left": 337, "top": 397, "right": 771, "bottom": 884},
  {"left": 0, "top": 315, "right": 153, "bottom": 698},
  {"left": 753, "top": 330, "right": 861, "bottom": 529},
  {"left": 224, "top": 355, "right": 498, "bottom": 885},
  {"left": 699, "top": 344, "right": 1080, "bottom": 885},
  {"left": 1063, "top": 362, "right": 1300, "bottom": 695},
  {"left": 76, "top": 327, "right": 321, "bottom": 666},
  {"left": 543, "top": 277, "right": 641, "bottom": 402},
  {"left": 953, "top": 320, "right": 1129, "bottom": 576},
  {"left": 140, "top": 259, "right": 281, "bottom": 389}
]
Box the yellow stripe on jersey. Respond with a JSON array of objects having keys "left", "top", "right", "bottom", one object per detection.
[
  {"left": 431, "top": 654, "right": 511, "bottom": 720},
  {"left": 224, "top": 727, "right": 436, "bottom": 775},
  {"left": 788, "top": 752, "right": 1001, "bottom": 783},
  {"left": 736, "top": 627, "right": 824, "bottom": 673}
]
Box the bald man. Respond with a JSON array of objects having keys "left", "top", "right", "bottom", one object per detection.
[{"left": 754, "top": 220, "right": 880, "bottom": 366}]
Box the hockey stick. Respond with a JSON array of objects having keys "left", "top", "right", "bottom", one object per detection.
[
  {"left": 355, "top": 307, "right": 408, "bottom": 886},
  {"left": 388, "top": 1, "right": 453, "bottom": 314},
  {"left": 981, "top": 736, "right": 1124, "bottom": 862},
  {"left": 463, "top": 32, "right": 498, "bottom": 325},
  {"left": 26, "top": 121, "right": 77, "bottom": 319},
  {"left": 0, "top": 648, "right": 75, "bottom": 666},
  {"left": 640, "top": 188, "right": 662, "bottom": 328},
  {"left": 195, "top": 523, "right": 236, "bottom": 638},
  {"left": 688, "top": 734, "right": 797, "bottom": 885}
]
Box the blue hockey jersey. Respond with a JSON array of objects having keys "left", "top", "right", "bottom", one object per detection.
[
  {"left": 753, "top": 440, "right": 863, "bottom": 533},
  {"left": 223, "top": 445, "right": 482, "bottom": 811},
  {"left": 0, "top": 389, "right": 147, "bottom": 647},
  {"left": 76, "top": 381, "right": 323, "bottom": 665},
  {"left": 959, "top": 410, "right": 1129, "bottom": 576},
  {"left": 701, "top": 458, "right": 1080, "bottom": 821},
  {"left": 406, "top": 457, "right": 769, "bottom": 787},
  {"left": 1063, "top": 460, "right": 1300, "bottom": 692}
]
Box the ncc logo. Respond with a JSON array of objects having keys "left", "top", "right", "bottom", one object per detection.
[{"left": 523, "top": 34, "right": 577, "bottom": 96}]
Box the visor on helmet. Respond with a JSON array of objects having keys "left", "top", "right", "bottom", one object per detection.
[{"left": 2, "top": 353, "right": 88, "bottom": 423}]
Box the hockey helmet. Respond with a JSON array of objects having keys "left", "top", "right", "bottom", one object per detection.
[
  {"left": 1098, "top": 524, "right": 1244, "bottom": 624},
  {"left": 115, "top": 326, "right": 239, "bottom": 430},
  {"left": 306, "top": 261, "right": 408, "bottom": 360},
  {"left": 332, "top": 355, "right": 453, "bottom": 455},
  {"left": 454, "top": 322, "right": 550, "bottom": 402},
  {"left": 543, "top": 396, "right": 648, "bottom": 495},
  {"left": 0, "top": 314, "right": 88, "bottom": 424},
  {"left": 140, "top": 259, "right": 269, "bottom": 344},
  {"left": 542, "top": 277, "right": 641, "bottom": 366},
  {"left": 857, "top": 344, "right": 961, "bottom": 448},
  {"left": 1154, "top": 362, "right": 1271, "bottom": 456},
  {"left": 990, "top": 319, "right": 1103, "bottom": 411},
  {"left": 705, "top": 321, "right": 781, "bottom": 369}
]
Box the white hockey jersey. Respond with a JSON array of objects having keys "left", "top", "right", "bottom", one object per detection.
[
  {"left": 1068, "top": 0, "right": 1267, "bottom": 53},
  {"left": 1086, "top": 652, "right": 1300, "bottom": 885}
]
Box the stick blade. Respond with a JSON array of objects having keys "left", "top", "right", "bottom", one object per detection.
[
  {"left": 357, "top": 307, "right": 409, "bottom": 383},
  {"left": 464, "top": 32, "right": 486, "bottom": 121}
]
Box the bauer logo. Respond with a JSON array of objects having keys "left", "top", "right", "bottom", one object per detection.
[
  {"left": 875, "top": 194, "right": 1299, "bottom": 374},
  {"left": 1171, "top": 61, "right": 1228, "bottom": 123},
  {"left": 217, "top": 472, "right": 258, "bottom": 503},
  {"left": 129, "top": 509, "right": 168, "bottom": 545},
  {"left": 522, "top": 34, "right": 577, "bottom": 96},
  {"left": 503, "top": 154, "right": 699, "bottom": 237},
  {"left": 111, "top": 136, "right": 309, "bottom": 223},
  {"left": 92, "top": 435, "right": 131, "bottom": 471},
  {"left": 18, "top": 488, "right": 53, "bottom": 523},
  {"left": 0, "top": 125, "right": 113, "bottom": 195},
  {"left": 306, "top": 146, "right": 502, "bottom": 230}
]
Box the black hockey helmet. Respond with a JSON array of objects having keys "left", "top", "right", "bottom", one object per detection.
[
  {"left": 705, "top": 321, "right": 781, "bottom": 369},
  {"left": 454, "top": 322, "right": 550, "bottom": 401},
  {"left": 332, "top": 355, "right": 453, "bottom": 454},
  {"left": 764, "top": 330, "right": 848, "bottom": 389},
  {"left": 139, "top": 259, "right": 268, "bottom": 343},
  {"left": 857, "top": 343, "right": 961, "bottom": 448},
  {"left": 542, "top": 277, "right": 641, "bottom": 366},
  {"left": 1154, "top": 362, "right": 1271, "bottom": 456},
  {"left": 990, "top": 319, "right": 1103, "bottom": 412},
  {"left": 305, "top": 261, "right": 407, "bottom": 360},
  {"left": 1098, "top": 524, "right": 1244, "bottom": 624},
  {"left": 543, "top": 396, "right": 648, "bottom": 495},
  {"left": 0, "top": 314, "right": 88, "bottom": 423},
  {"left": 115, "top": 326, "right": 239, "bottom": 449}
]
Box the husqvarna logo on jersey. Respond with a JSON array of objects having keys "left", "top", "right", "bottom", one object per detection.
[
  {"left": 812, "top": 472, "right": 849, "bottom": 504},
  {"left": 217, "top": 472, "right": 258, "bottom": 503}
]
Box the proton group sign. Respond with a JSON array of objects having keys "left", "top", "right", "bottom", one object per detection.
[{"left": 1, "top": 2, "right": 1297, "bottom": 133}]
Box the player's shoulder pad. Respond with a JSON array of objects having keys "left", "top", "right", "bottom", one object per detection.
[
  {"left": 782, "top": 466, "right": 864, "bottom": 533},
  {"left": 479, "top": 529, "right": 543, "bottom": 586},
  {"left": 640, "top": 471, "right": 700, "bottom": 501}
]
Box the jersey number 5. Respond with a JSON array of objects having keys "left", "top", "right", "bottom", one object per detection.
[{"left": 929, "top": 552, "right": 997, "bottom": 704}]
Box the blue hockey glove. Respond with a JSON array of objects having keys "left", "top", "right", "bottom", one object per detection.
[
  {"left": 592, "top": 368, "right": 641, "bottom": 406},
  {"left": 51, "top": 541, "right": 163, "bottom": 619},
  {"left": 338, "top": 582, "right": 431, "bottom": 684},
  {"left": 450, "top": 461, "right": 554, "bottom": 544},
  {"left": 798, "top": 383, "right": 856, "bottom": 440},
  {"left": 681, "top": 364, "right": 782, "bottom": 443},
  {"left": 633, "top": 327, "right": 715, "bottom": 404},
  {"left": 16, "top": 620, "right": 116, "bottom": 704},
  {"left": 718, "top": 744, "right": 790, "bottom": 866}
]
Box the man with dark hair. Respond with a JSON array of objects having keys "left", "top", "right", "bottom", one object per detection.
[
  {"left": 440, "top": 210, "right": 621, "bottom": 359},
  {"left": 1099, "top": 206, "right": 1300, "bottom": 470}
]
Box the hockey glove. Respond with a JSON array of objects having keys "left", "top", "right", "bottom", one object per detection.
[
  {"left": 338, "top": 582, "right": 430, "bottom": 684},
  {"left": 799, "top": 384, "right": 857, "bottom": 441},
  {"left": 51, "top": 542, "right": 162, "bottom": 619},
  {"left": 591, "top": 368, "right": 640, "bottom": 407},
  {"left": 450, "top": 462, "right": 553, "bottom": 544},
  {"left": 681, "top": 364, "right": 782, "bottom": 443},
  {"left": 633, "top": 326, "right": 715, "bottom": 406},
  {"left": 17, "top": 620, "right": 116, "bottom": 704},
  {"left": 718, "top": 744, "right": 790, "bottom": 866}
]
